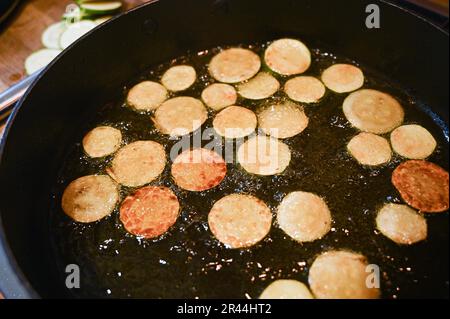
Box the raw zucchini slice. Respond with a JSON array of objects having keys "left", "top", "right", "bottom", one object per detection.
[
  {"left": 80, "top": 1, "right": 122, "bottom": 14},
  {"left": 41, "top": 21, "right": 66, "bottom": 49},
  {"left": 59, "top": 20, "right": 97, "bottom": 49},
  {"left": 24, "top": 49, "right": 62, "bottom": 75},
  {"left": 94, "top": 15, "right": 113, "bottom": 24}
]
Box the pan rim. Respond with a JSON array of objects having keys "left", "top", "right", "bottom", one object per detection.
[{"left": 381, "top": 0, "right": 449, "bottom": 35}]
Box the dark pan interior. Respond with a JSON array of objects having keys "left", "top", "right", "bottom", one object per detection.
[
  {"left": 0, "top": 0, "right": 448, "bottom": 298},
  {"left": 51, "top": 43, "right": 449, "bottom": 299}
]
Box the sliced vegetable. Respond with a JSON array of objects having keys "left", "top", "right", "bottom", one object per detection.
[
  {"left": 284, "top": 76, "right": 326, "bottom": 103},
  {"left": 171, "top": 149, "right": 227, "bottom": 192},
  {"left": 237, "top": 136, "right": 291, "bottom": 176},
  {"left": 277, "top": 191, "right": 332, "bottom": 243},
  {"left": 265, "top": 38, "right": 311, "bottom": 75},
  {"left": 343, "top": 89, "right": 404, "bottom": 134},
  {"left": 213, "top": 106, "right": 257, "bottom": 139},
  {"left": 201, "top": 83, "right": 237, "bottom": 110},
  {"left": 107, "top": 141, "right": 166, "bottom": 187},
  {"left": 61, "top": 175, "right": 119, "bottom": 223},
  {"left": 80, "top": 1, "right": 122, "bottom": 14},
  {"left": 41, "top": 22, "right": 67, "bottom": 49},
  {"left": 209, "top": 48, "right": 261, "bottom": 83},
  {"left": 127, "top": 81, "right": 168, "bottom": 111},
  {"left": 24, "top": 49, "right": 62, "bottom": 75},
  {"left": 376, "top": 204, "right": 427, "bottom": 245},
  {"left": 390, "top": 124, "right": 437, "bottom": 159},
  {"left": 59, "top": 20, "right": 97, "bottom": 49},
  {"left": 161, "top": 65, "right": 197, "bottom": 92},
  {"left": 75, "top": 0, "right": 102, "bottom": 3},
  {"left": 82, "top": 126, "right": 122, "bottom": 158},
  {"left": 237, "top": 72, "right": 280, "bottom": 100},
  {"left": 208, "top": 194, "right": 272, "bottom": 248},
  {"left": 94, "top": 15, "right": 113, "bottom": 25},
  {"left": 153, "top": 97, "right": 207, "bottom": 136},
  {"left": 321, "top": 64, "right": 364, "bottom": 93},
  {"left": 392, "top": 160, "right": 449, "bottom": 213},
  {"left": 258, "top": 101, "right": 309, "bottom": 139},
  {"left": 309, "top": 251, "right": 380, "bottom": 299},
  {"left": 260, "top": 280, "right": 314, "bottom": 299},
  {"left": 62, "top": 5, "right": 85, "bottom": 23},
  {"left": 120, "top": 186, "right": 180, "bottom": 239},
  {"left": 347, "top": 132, "right": 392, "bottom": 166}
]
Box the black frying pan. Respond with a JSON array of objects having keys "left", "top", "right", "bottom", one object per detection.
[
  {"left": 0, "top": 0, "right": 448, "bottom": 298},
  {"left": 0, "top": 0, "right": 21, "bottom": 28}
]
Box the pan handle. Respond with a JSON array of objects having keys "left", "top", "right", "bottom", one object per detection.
[{"left": 0, "top": 72, "right": 40, "bottom": 122}]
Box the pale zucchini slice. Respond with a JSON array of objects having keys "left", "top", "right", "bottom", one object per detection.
[
  {"left": 161, "top": 65, "right": 196, "bottom": 92},
  {"left": 265, "top": 38, "right": 311, "bottom": 75},
  {"left": 321, "top": 64, "right": 364, "bottom": 93},
  {"left": 59, "top": 20, "right": 97, "bottom": 49},
  {"left": 107, "top": 141, "right": 166, "bottom": 187},
  {"left": 284, "top": 76, "right": 326, "bottom": 103},
  {"left": 61, "top": 175, "right": 119, "bottom": 223},
  {"left": 201, "top": 83, "right": 237, "bottom": 110},
  {"left": 127, "top": 81, "right": 168, "bottom": 111},
  {"left": 213, "top": 106, "right": 257, "bottom": 138},
  {"left": 277, "top": 191, "right": 332, "bottom": 243},
  {"left": 41, "top": 21, "right": 67, "bottom": 49},
  {"left": 343, "top": 89, "right": 404, "bottom": 134},
  {"left": 80, "top": 1, "right": 122, "bottom": 14},
  {"left": 260, "top": 280, "right": 314, "bottom": 299},
  {"left": 208, "top": 194, "right": 272, "bottom": 248},
  {"left": 390, "top": 124, "right": 437, "bottom": 159},
  {"left": 209, "top": 48, "right": 261, "bottom": 83},
  {"left": 94, "top": 15, "right": 113, "bottom": 25},
  {"left": 82, "top": 126, "right": 122, "bottom": 158},
  {"left": 24, "top": 49, "right": 62, "bottom": 75},
  {"left": 153, "top": 97, "right": 207, "bottom": 136},
  {"left": 309, "top": 250, "right": 380, "bottom": 299},
  {"left": 376, "top": 203, "right": 427, "bottom": 245},
  {"left": 237, "top": 135, "right": 291, "bottom": 176},
  {"left": 347, "top": 132, "right": 392, "bottom": 166},
  {"left": 258, "top": 101, "right": 309, "bottom": 139},
  {"left": 237, "top": 72, "right": 280, "bottom": 100}
]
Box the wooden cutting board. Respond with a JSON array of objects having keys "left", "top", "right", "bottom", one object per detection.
[
  {"left": 0, "top": 0, "right": 148, "bottom": 93},
  {"left": 0, "top": 0, "right": 147, "bottom": 137}
]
